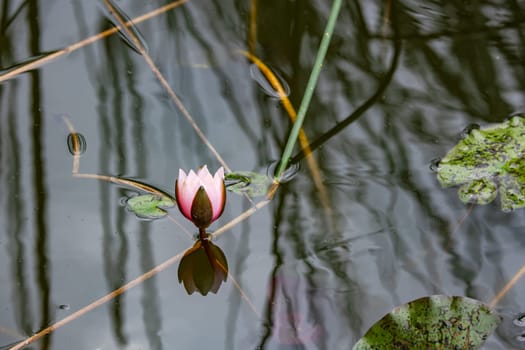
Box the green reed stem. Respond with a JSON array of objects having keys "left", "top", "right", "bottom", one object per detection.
[{"left": 275, "top": 0, "right": 343, "bottom": 180}]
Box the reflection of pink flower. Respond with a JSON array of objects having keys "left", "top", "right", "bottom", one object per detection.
[
  {"left": 274, "top": 312, "right": 323, "bottom": 346},
  {"left": 178, "top": 239, "right": 228, "bottom": 295},
  {"left": 175, "top": 166, "right": 226, "bottom": 229},
  {"left": 269, "top": 274, "right": 323, "bottom": 347}
]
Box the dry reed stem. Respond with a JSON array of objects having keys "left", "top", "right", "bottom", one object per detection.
[
  {"left": 22, "top": 113, "right": 263, "bottom": 348},
  {"left": 8, "top": 232, "right": 262, "bottom": 350},
  {"left": 72, "top": 172, "right": 194, "bottom": 240},
  {"left": 440, "top": 202, "right": 525, "bottom": 310},
  {"left": 73, "top": 173, "right": 166, "bottom": 196},
  {"left": 236, "top": 50, "right": 333, "bottom": 223},
  {"left": 62, "top": 114, "right": 193, "bottom": 238},
  {"left": 166, "top": 215, "right": 194, "bottom": 240},
  {"left": 21, "top": 2, "right": 524, "bottom": 343},
  {"left": 489, "top": 263, "right": 525, "bottom": 309},
  {"left": 9, "top": 150, "right": 266, "bottom": 350},
  {"left": 9, "top": 250, "right": 186, "bottom": 350},
  {"left": 101, "top": 0, "right": 256, "bottom": 208},
  {"left": 78, "top": 173, "right": 195, "bottom": 239},
  {"left": 0, "top": 0, "right": 189, "bottom": 83},
  {"left": 216, "top": 259, "right": 262, "bottom": 319},
  {"left": 102, "top": 0, "right": 230, "bottom": 173},
  {"left": 8, "top": 4, "right": 286, "bottom": 348},
  {"left": 212, "top": 198, "right": 272, "bottom": 239}
]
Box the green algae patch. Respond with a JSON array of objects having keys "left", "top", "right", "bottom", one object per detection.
[
  {"left": 436, "top": 115, "right": 525, "bottom": 212},
  {"left": 353, "top": 295, "right": 501, "bottom": 349}
]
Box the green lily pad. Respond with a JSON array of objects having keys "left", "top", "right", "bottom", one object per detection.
[
  {"left": 126, "top": 194, "right": 175, "bottom": 219},
  {"left": 225, "top": 171, "right": 272, "bottom": 197},
  {"left": 436, "top": 115, "right": 525, "bottom": 211},
  {"left": 353, "top": 295, "right": 501, "bottom": 349}
]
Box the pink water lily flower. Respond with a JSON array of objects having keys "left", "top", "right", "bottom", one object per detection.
[{"left": 175, "top": 166, "right": 226, "bottom": 230}]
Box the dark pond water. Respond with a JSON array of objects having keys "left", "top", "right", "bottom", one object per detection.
[{"left": 1, "top": 1, "right": 525, "bottom": 349}]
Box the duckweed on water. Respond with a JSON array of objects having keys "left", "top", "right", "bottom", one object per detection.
[{"left": 436, "top": 115, "right": 525, "bottom": 212}]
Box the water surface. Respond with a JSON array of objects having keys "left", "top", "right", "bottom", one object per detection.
[{"left": 1, "top": 1, "right": 525, "bottom": 349}]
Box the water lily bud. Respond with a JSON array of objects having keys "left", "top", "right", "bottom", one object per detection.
[
  {"left": 175, "top": 166, "right": 226, "bottom": 229},
  {"left": 190, "top": 187, "right": 213, "bottom": 229}
]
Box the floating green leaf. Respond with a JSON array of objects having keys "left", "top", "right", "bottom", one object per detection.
[
  {"left": 353, "top": 295, "right": 501, "bottom": 349},
  {"left": 225, "top": 171, "right": 272, "bottom": 197},
  {"left": 436, "top": 115, "right": 525, "bottom": 211},
  {"left": 126, "top": 194, "right": 175, "bottom": 219}
]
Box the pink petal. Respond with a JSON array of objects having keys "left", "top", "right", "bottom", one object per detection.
[
  {"left": 178, "top": 168, "right": 187, "bottom": 182},
  {"left": 198, "top": 165, "right": 224, "bottom": 217},
  {"left": 176, "top": 166, "right": 226, "bottom": 224},
  {"left": 197, "top": 165, "right": 212, "bottom": 180},
  {"left": 176, "top": 168, "right": 201, "bottom": 220},
  {"left": 208, "top": 167, "right": 226, "bottom": 220},
  {"left": 198, "top": 167, "right": 224, "bottom": 220}
]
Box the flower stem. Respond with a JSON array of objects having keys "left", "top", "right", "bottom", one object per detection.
[
  {"left": 199, "top": 227, "right": 208, "bottom": 241},
  {"left": 274, "top": 0, "right": 343, "bottom": 180}
]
